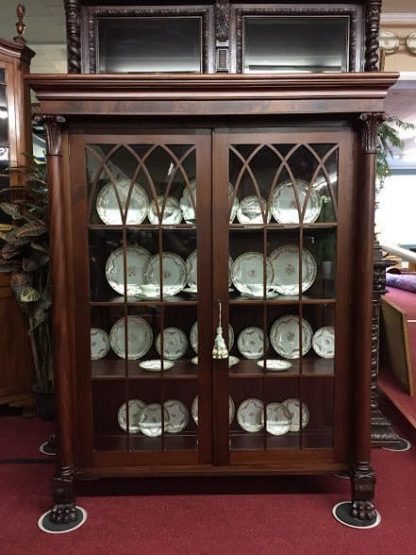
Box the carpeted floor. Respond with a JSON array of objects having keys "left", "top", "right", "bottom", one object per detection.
[{"left": 1, "top": 416, "right": 415, "bottom": 555}]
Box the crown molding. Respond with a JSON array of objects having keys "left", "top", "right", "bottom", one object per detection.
[{"left": 381, "top": 13, "right": 416, "bottom": 25}]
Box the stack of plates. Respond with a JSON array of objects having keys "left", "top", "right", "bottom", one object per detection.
[
  {"left": 236, "top": 397, "right": 310, "bottom": 435},
  {"left": 117, "top": 399, "right": 189, "bottom": 436}
]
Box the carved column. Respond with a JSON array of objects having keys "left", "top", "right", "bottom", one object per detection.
[
  {"left": 36, "top": 115, "right": 77, "bottom": 524},
  {"left": 64, "top": 0, "right": 81, "bottom": 74},
  {"left": 365, "top": 0, "right": 382, "bottom": 71},
  {"left": 215, "top": 0, "right": 230, "bottom": 72},
  {"left": 348, "top": 113, "right": 385, "bottom": 521},
  {"left": 371, "top": 241, "right": 403, "bottom": 447}
]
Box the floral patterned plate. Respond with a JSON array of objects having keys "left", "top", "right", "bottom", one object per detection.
[
  {"left": 110, "top": 315, "right": 153, "bottom": 360},
  {"left": 270, "top": 179, "right": 321, "bottom": 223},
  {"left": 270, "top": 315, "right": 312, "bottom": 359},
  {"left": 237, "top": 327, "right": 269, "bottom": 360},
  {"left": 117, "top": 399, "right": 146, "bottom": 433},
  {"left": 148, "top": 195, "right": 182, "bottom": 225},
  {"left": 231, "top": 252, "right": 274, "bottom": 296},
  {"left": 90, "top": 328, "right": 110, "bottom": 360},
  {"left": 266, "top": 403, "right": 292, "bottom": 435},
  {"left": 105, "top": 245, "right": 150, "bottom": 296},
  {"left": 164, "top": 399, "right": 189, "bottom": 434},
  {"left": 282, "top": 398, "right": 310, "bottom": 432},
  {"left": 144, "top": 252, "right": 187, "bottom": 296},
  {"left": 96, "top": 179, "right": 149, "bottom": 225},
  {"left": 155, "top": 327, "right": 188, "bottom": 360},
  {"left": 268, "top": 245, "right": 317, "bottom": 296},
  {"left": 236, "top": 196, "right": 271, "bottom": 224},
  {"left": 312, "top": 326, "right": 335, "bottom": 359},
  {"left": 237, "top": 398, "right": 264, "bottom": 432}
]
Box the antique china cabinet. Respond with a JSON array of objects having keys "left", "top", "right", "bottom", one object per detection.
[{"left": 30, "top": 0, "right": 398, "bottom": 532}]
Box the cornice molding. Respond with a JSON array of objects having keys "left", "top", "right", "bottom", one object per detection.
[{"left": 381, "top": 13, "right": 416, "bottom": 25}]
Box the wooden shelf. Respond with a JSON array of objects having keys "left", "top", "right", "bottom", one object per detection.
[
  {"left": 90, "top": 296, "right": 198, "bottom": 306},
  {"left": 89, "top": 224, "right": 197, "bottom": 231},
  {"left": 94, "top": 432, "right": 198, "bottom": 452},
  {"left": 92, "top": 359, "right": 199, "bottom": 380},
  {"left": 229, "top": 296, "right": 336, "bottom": 306},
  {"left": 229, "top": 222, "right": 337, "bottom": 231},
  {"left": 230, "top": 428, "right": 333, "bottom": 450},
  {"left": 229, "top": 358, "right": 334, "bottom": 378}
]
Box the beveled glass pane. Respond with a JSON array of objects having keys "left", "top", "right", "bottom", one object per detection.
[
  {"left": 98, "top": 17, "right": 202, "bottom": 73},
  {"left": 244, "top": 17, "right": 349, "bottom": 73}
]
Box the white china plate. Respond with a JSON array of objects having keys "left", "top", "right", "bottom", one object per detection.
[
  {"left": 237, "top": 398, "right": 264, "bottom": 432},
  {"left": 231, "top": 252, "right": 274, "bottom": 296},
  {"left": 144, "top": 252, "right": 187, "bottom": 296},
  {"left": 139, "top": 360, "right": 175, "bottom": 372},
  {"left": 228, "top": 184, "right": 239, "bottom": 223},
  {"left": 117, "top": 399, "right": 146, "bottom": 433},
  {"left": 271, "top": 179, "right": 321, "bottom": 224},
  {"left": 190, "top": 321, "right": 234, "bottom": 353},
  {"left": 133, "top": 284, "right": 173, "bottom": 299},
  {"left": 164, "top": 399, "right": 189, "bottom": 434},
  {"left": 282, "top": 398, "right": 310, "bottom": 432},
  {"left": 312, "top": 326, "right": 335, "bottom": 359},
  {"left": 180, "top": 180, "right": 197, "bottom": 224},
  {"left": 236, "top": 196, "right": 271, "bottom": 224},
  {"left": 192, "top": 395, "right": 235, "bottom": 425},
  {"left": 237, "top": 327, "right": 269, "bottom": 360},
  {"left": 268, "top": 245, "right": 317, "bottom": 296},
  {"left": 148, "top": 195, "right": 182, "bottom": 225},
  {"left": 270, "top": 315, "right": 312, "bottom": 359},
  {"left": 191, "top": 355, "right": 239, "bottom": 367},
  {"left": 138, "top": 403, "right": 166, "bottom": 437},
  {"left": 90, "top": 327, "right": 110, "bottom": 360},
  {"left": 256, "top": 359, "right": 292, "bottom": 372},
  {"left": 266, "top": 403, "right": 292, "bottom": 436},
  {"left": 185, "top": 250, "right": 197, "bottom": 290},
  {"left": 110, "top": 315, "right": 153, "bottom": 360},
  {"left": 105, "top": 245, "right": 151, "bottom": 296},
  {"left": 96, "top": 179, "right": 149, "bottom": 225},
  {"left": 156, "top": 327, "right": 188, "bottom": 360}
]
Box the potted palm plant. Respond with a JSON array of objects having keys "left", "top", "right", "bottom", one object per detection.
[{"left": 0, "top": 157, "right": 53, "bottom": 419}]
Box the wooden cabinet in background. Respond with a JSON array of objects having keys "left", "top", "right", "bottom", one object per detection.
[{"left": 0, "top": 36, "right": 35, "bottom": 406}]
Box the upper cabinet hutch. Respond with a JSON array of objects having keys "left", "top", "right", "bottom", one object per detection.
[{"left": 30, "top": 0, "right": 398, "bottom": 532}]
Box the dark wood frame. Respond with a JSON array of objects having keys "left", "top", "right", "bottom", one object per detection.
[
  {"left": 232, "top": 4, "right": 361, "bottom": 74},
  {"left": 81, "top": 5, "right": 215, "bottom": 74},
  {"left": 28, "top": 72, "right": 398, "bottom": 525}
]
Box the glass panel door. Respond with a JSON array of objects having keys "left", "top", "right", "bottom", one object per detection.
[
  {"left": 73, "top": 132, "right": 212, "bottom": 464},
  {"left": 213, "top": 128, "right": 351, "bottom": 464}
]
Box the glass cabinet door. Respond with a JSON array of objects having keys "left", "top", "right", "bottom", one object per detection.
[
  {"left": 72, "top": 132, "right": 212, "bottom": 464},
  {"left": 213, "top": 129, "right": 353, "bottom": 464}
]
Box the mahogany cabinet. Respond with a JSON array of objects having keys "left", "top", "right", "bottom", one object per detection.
[{"left": 29, "top": 72, "right": 397, "bottom": 528}]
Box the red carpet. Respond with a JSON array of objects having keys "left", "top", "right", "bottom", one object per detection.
[{"left": 1, "top": 417, "right": 416, "bottom": 554}]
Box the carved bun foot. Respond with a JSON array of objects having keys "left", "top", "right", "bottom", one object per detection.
[
  {"left": 332, "top": 502, "right": 381, "bottom": 529},
  {"left": 38, "top": 506, "right": 87, "bottom": 534},
  {"left": 50, "top": 503, "right": 77, "bottom": 524},
  {"left": 351, "top": 500, "right": 377, "bottom": 521}
]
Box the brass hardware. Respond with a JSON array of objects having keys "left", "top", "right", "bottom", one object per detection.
[{"left": 212, "top": 300, "right": 229, "bottom": 359}]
